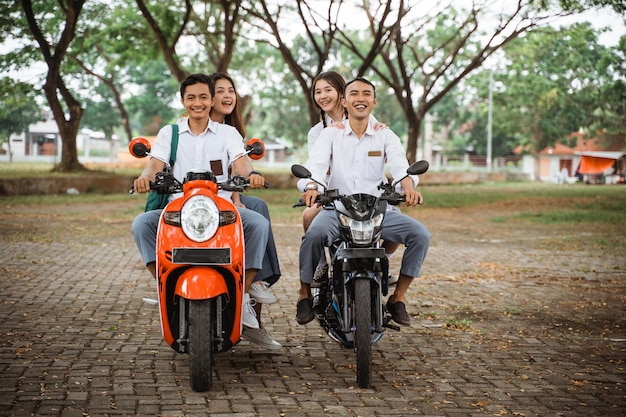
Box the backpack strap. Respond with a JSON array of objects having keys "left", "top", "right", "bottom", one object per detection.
[{"left": 169, "top": 124, "right": 179, "bottom": 167}]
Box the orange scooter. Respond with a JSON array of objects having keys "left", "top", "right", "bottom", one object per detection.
[{"left": 129, "top": 136, "right": 265, "bottom": 391}]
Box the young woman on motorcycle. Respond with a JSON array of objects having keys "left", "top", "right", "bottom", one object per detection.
[
  {"left": 131, "top": 73, "right": 269, "bottom": 331},
  {"left": 299, "top": 71, "right": 401, "bottom": 321},
  {"left": 208, "top": 72, "right": 282, "bottom": 350},
  {"left": 296, "top": 77, "right": 431, "bottom": 326}
]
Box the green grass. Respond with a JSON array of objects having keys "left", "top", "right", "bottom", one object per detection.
[
  {"left": 421, "top": 182, "right": 626, "bottom": 209},
  {"left": 0, "top": 161, "right": 141, "bottom": 177},
  {"left": 2, "top": 163, "right": 625, "bottom": 228}
]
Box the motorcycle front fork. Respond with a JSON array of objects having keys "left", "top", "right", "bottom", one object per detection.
[{"left": 175, "top": 295, "right": 225, "bottom": 353}]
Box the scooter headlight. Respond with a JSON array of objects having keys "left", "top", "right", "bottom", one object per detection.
[
  {"left": 181, "top": 195, "right": 219, "bottom": 242},
  {"left": 339, "top": 212, "right": 384, "bottom": 245}
]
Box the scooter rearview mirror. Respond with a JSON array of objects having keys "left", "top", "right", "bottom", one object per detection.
[
  {"left": 129, "top": 137, "right": 151, "bottom": 158},
  {"left": 246, "top": 138, "right": 265, "bottom": 160}
]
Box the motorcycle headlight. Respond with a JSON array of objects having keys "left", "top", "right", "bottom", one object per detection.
[
  {"left": 181, "top": 195, "right": 219, "bottom": 242},
  {"left": 339, "top": 213, "right": 384, "bottom": 245}
]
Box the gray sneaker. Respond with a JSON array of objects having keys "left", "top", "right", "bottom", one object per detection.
[
  {"left": 249, "top": 281, "right": 278, "bottom": 304},
  {"left": 241, "top": 327, "right": 282, "bottom": 350}
]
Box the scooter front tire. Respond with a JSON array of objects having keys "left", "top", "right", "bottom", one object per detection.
[{"left": 188, "top": 298, "right": 214, "bottom": 391}]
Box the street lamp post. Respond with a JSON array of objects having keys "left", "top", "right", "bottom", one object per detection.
[{"left": 487, "top": 69, "right": 493, "bottom": 172}]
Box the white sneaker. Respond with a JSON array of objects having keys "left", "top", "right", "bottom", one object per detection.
[
  {"left": 248, "top": 281, "right": 278, "bottom": 304},
  {"left": 241, "top": 327, "right": 282, "bottom": 350},
  {"left": 388, "top": 274, "right": 399, "bottom": 286},
  {"left": 242, "top": 293, "right": 259, "bottom": 329}
]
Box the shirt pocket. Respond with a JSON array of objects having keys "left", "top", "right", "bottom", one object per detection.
[{"left": 363, "top": 151, "right": 385, "bottom": 181}]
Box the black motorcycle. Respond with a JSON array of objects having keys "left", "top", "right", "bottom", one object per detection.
[{"left": 292, "top": 160, "right": 429, "bottom": 388}]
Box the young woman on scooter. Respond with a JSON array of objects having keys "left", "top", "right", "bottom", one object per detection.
[
  {"left": 131, "top": 73, "right": 269, "bottom": 331},
  {"left": 208, "top": 72, "right": 282, "bottom": 349}
]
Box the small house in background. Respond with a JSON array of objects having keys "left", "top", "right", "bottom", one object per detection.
[
  {"left": 517, "top": 132, "right": 626, "bottom": 183},
  {"left": 4, "top": 113, "right": 119, "bottom": 163}
]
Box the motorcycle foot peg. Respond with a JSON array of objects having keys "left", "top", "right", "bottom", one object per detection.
[
  {"left": 383, "top": 319, "right": 401, "bottom": 331},
  {"left": 142, "top": 297, "right": 158, "bottom": 305}
]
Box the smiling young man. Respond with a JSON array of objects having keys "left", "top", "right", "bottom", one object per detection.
[
  {"left": 131, "top": 73, "right": 269, "bottom": 330},
  {"left": 295, "top": 77, "right": 431, "bottom": 327}
]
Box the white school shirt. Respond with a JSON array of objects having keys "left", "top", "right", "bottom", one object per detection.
[
  {"left": 298, "top": 118, "right": 418, "bottom": 197},
  {"left": 151, "top": 118, "right": 245, "bottom": 202},
  {"left": 307, "top": 114, "right": 380, "bottom": 154}
]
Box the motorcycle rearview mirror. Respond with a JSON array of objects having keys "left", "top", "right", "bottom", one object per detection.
[
  {"left": 291, "top": 164, "right": 311, "bottom": 179},
  {"left": 391, "top": 160, "right": 430, "bottom": 188},
  {"left": 246, "top": 138, "right": 265, "bottom": 160},
  {"left": 407, "top": 160, "right": 429, "bottom": 176},
  {"left": 291, "top": 164, "right": 327, "bottom": 191}
]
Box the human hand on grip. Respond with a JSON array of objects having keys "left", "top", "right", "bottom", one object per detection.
[
  {"left": 248, "top": 173, "right": 266, "bottom": 189},
  {"left": 400, "top": 177, "right": 423, "bottom": 207},
  {"left": 302, "top": 189, "right": 320, "bottom": 207},
  {"left": 133, "top": 177, "right": 152, "bottom": 194}
]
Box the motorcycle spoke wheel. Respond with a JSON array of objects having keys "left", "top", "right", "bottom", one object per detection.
[
  {"left": 355, "top": 279, "right": 372, "bottom": 388},
  {"left": 188, "top": 299, "right": 214, "bottom": 391}
]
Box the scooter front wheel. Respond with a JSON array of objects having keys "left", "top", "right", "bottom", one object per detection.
[{"left": 188, "top": 298, "right": 214, "bottom": 391}]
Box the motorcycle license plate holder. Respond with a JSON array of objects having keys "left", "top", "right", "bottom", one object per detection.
[{"left": 335, "top": 247, "right": 385, "bottom": 260}]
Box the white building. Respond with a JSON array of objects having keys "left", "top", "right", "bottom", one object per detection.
[{"left": 3, "top": 116, "right": 119, "bottom": 163}]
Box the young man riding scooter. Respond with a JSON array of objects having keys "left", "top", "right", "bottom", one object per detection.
[
  {"left": 131, "top": 73, "right": 269, "bottom": 330},
  {"left": 295, "top": 77, "right": 431, "bottom": 327}
]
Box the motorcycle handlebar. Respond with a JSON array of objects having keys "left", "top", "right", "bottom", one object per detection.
[
  {"left": 292, "top": 191, "right": 405, "bottom": 208},
  {"left": 130, "top": 176, "right": 269, "bottom": 194}
]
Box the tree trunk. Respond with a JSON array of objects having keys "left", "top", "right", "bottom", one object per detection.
[
  {"left": 406, "top": 116, "right": 423, "bottom": 164},
  {"left": 43, "top": 75, "right": 85, "bottom": 172}
]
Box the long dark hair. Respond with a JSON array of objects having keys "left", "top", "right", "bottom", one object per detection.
[
  {"left": 210, "top": 72, "right": 246, "bottom": 137},
  {"left": 310, "top": 71, "right": 347, "bottom": 127}
]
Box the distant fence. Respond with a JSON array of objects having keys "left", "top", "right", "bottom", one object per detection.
[{"left": 430, "top": 154, "right": 522, "bottom": 172}]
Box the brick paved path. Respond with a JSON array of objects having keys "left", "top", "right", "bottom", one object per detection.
[{"left": 0, "top": 200, "right": 624, "bottom": 416}]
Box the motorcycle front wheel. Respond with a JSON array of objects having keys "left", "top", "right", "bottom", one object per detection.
[
  {"left": 354, "top": 279, "right": 372, "bottom": 388},
  {"left": 188, "top": 298, "right": 214, "bottom": 391}
]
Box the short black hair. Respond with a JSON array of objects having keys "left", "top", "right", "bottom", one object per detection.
[
  {"left": 180, "top": 73, "right": 214, "bottom": 98},
  {"left": 344, "top": 77, "right": 376, "bottom": 98}
]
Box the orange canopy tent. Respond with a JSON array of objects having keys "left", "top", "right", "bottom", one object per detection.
[{"left": 577, "top": 152, "right": 624, "bottom": 175}]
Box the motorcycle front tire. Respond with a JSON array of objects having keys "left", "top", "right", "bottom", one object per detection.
[
  {"left": 355, "top": 279, "right": 372, "bottom": 388},
  {"left": 188, "top": 298, "right": 214, "bottom": 391}
]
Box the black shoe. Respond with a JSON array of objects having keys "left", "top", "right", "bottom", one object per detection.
[
  {"left": 296, "top": 298, "right": 315, "bottom": 325},
  {"left": 311, "top": 265, "right": 329, "bottom": 288},
  {"left": 386, "top": 299, "right": 411, "bottom": 326}
]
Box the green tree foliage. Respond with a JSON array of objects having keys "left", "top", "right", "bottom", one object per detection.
[
  {"left": 559, "top": 0, "right": 626, "bottom": 13},
  {"left": 124, "top": 60, "right": 179, "bottom": 136},
  {"left": 483, "top": 23, "right": 623, "bottom": 179},
  {"left": 589, "top": 35, "right": 626, "bottom": 135},
  {"left": 338, "top": 1, "right": 579, "bottom": 163},
  {"left": 68, "top": 2, "right": 162, "bottom": 143},
  {"left": 0, "top": 0, "right": 88, "bottom": 172},
  {"left": 0, "top": 78, "right": 43, "bottom": 161}
]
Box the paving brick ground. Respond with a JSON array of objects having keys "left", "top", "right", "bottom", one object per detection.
[{"left": 0, "top": 198, "right": 624, "bottom": 416}]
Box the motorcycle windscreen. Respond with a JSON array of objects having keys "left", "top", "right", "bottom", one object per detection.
[{"left": 338, "top": 193, "right": 379, "bottom": 220}]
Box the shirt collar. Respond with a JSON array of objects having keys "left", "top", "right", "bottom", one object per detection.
[
  {"left": 178, "top": 117, "right": 215, "bottom": 135},
  {"left": 345, "top": 118, "right": 375, "bottom": 137}
]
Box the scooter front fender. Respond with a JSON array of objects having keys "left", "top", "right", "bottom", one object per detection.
[{"left": 175, "top": 266, "right": 229, "bottom": 300}]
